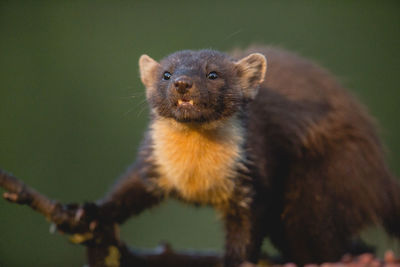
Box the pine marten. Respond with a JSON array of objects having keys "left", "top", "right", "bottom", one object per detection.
[{"left": 94, "top": 47, "right": 400, "bottom": 266}]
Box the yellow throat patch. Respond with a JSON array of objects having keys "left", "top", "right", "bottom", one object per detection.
[{"left": 151, "top": 117, "right": 245, "bottom": 205}]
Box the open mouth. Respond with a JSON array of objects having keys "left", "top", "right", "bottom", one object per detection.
[
  {"left": 177, "top": 99, "right": 194, "bottom": 107},
  {"left": 173, "top": 98, "right": 206, "bottom": 122}
]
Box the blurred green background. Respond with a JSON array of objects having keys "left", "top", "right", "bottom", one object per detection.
[{"left": 0, "top": 1, "right": 399, "bottom": 266}]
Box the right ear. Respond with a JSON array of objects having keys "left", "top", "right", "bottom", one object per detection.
[{"left": 139, "top": 54, "right": 160, "bottom": 89}]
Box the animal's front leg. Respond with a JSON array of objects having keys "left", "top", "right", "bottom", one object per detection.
[{"left": 222, "top": 202, "right": 263, "bottom": 267}]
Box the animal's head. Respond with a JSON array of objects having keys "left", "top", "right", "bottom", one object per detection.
[{"left": 139, "top": 50, "right": 267, "bottom": 123}]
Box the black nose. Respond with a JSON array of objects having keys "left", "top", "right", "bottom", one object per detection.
[{"left": 174, "top": 77, "right": 192, "bottom": 94}]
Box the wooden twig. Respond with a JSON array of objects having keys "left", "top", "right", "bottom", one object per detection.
[
  {"left": 0, "top": 168, "right": 222, "bottom": 267},
  {"left": 0, "top": 169, "right": 91, "bottom": 234}
]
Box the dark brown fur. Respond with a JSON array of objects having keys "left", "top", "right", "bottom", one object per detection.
[{"left": 97, "top": 47, "right": 400, "bottom": 266}]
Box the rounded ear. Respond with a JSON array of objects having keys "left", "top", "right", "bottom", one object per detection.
[
  {"left": 235, "top": 53, "right": 267, "bottom": 99},
  {"left": 139, "top": 54, "right": 160, "bottom": 89}
]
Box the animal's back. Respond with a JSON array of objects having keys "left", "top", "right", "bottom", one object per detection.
[
  {"left": 233, "top": 47, "right": 400, "bottom": 263},
  {"left": 234, "top": 46, "right": 378, "bottom": 152}
]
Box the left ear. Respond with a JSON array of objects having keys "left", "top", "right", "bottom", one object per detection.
[{"left": 235, "top": 53, "right": 267, "bottom": 99}]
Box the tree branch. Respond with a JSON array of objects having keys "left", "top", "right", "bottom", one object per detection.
[
  {"left": 0, "top": 168, "right": 222, "bottom": 267},
  {"left": 1, "top": 168, "right": 399, "bottom": 267}
]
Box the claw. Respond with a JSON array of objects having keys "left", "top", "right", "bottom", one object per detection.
[{"left": 74, "top": 207, "right": 85, "bottom": 222}]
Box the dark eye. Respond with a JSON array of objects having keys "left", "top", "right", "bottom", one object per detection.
[
  {"left": 207, "top": 71, "right": 218, "bottom": 80},
  {"left": 163, "top": 71, "right": 172, "bottom": 80}
]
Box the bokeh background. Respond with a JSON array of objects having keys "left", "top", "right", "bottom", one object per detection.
[{"left": 0, "top": 1, "right": 399, "bottom": 266}]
